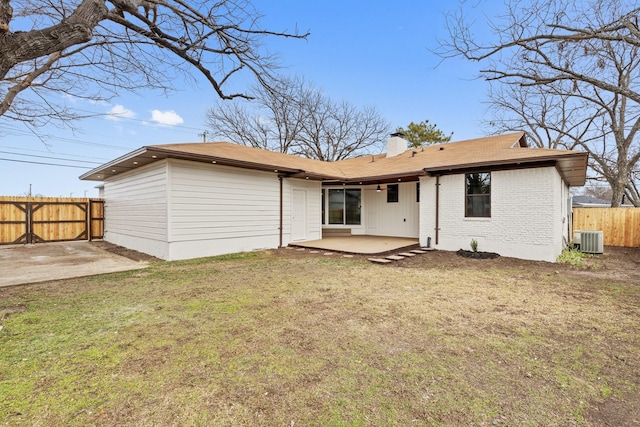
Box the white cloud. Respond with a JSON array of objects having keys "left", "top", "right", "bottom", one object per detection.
[
  {"left": 150, "top": 110, "right": 184, "bottom": 126},
  {"left": 106, "top": 104, "right": 136, "bottom": 121}
]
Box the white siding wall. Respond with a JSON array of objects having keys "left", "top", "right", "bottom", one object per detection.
[
  {"left": 167, "top": 160, "right": 280, "bottom": 260},
  {"left": 165, "top": 160, "right": 321, "bottom": 260},
  {"left": 363, "top": 182, "right": 419, "bottom": 238},
  {"left": 103, "top": 161, "right": 169, "bottom": 259},
  {"left": 103, "top": 159, "right": 321, "bottom": 261},
  {"left": 420, "top": 167, "right": 565, "bottom": 262}
]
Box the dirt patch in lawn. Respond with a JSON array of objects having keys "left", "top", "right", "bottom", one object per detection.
[
  {"left": 281, "top": 244, "right": 640, "bottom": 282},
  {"left": 91, "top": 241, "right": 162, "bottom": 263}
]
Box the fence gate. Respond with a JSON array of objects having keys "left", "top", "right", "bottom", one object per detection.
[{"left": 0, "top": 197, "right": 104, "bottom": 245}]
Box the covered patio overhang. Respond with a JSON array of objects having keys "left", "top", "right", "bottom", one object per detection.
[
  {"left": 320, "top": 172, "right": 424, "bottom": 186},
  {"left": 289, "top": 236, "right": 420, "bottom": 255}
]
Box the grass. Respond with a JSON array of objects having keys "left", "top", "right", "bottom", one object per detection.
[
  {"left": 557, "top": 246, "right": 589, "bottom": 266},
  {"left": 1, "top": 249, "right": 639, "bottom": 426}
]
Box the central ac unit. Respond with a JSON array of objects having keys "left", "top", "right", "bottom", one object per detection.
[{"left": 580, "top": 231, "right": 604, "bottom": 254}]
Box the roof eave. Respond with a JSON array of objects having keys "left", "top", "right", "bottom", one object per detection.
[
  {"left": 80, "top": 146, "right": 308, "bottom": 181},
  {"left": 322, "top": 170, "right": 427, "bottom": 185},
  {"left": 79, "top": 147, "right": 149, "bottom": 181},
  {"left": 423, "top": 152, "right": 588, "bottom": 186}
]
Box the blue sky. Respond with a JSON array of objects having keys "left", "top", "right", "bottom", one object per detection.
[{"left": 0, "top": 0, "right": 497, "bottom": 197}]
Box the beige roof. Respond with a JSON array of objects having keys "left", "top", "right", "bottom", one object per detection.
[{"left": 79, "top": 132, "right": 588, "bottom": 186}]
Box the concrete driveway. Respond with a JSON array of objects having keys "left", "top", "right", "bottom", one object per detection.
[{"left": 0, "top": 241, "right": 148, "bottom": 288}]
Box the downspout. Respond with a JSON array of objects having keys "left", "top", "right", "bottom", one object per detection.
[
  {"left": 435, "top": 175, "right": 440, "bottom": 245},
  {"left": 279, "top": 175, "right": 283, "bottom": 248}
]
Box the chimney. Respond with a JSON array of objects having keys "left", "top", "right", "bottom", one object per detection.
[{"left": 387, "top": 132, "right": 408, "bottom": 158}]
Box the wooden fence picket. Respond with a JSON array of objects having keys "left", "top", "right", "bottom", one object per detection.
[{"left": 573, "top": 207, "right": 640, "bottom": 247}]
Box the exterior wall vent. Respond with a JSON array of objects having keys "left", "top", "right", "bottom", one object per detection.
[{"left": 579, "top": 230, "right": 604, "bottom": 254}]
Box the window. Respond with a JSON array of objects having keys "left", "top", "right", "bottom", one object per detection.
[
  {"left": 387, "top": 184, "right": 399, "bottom": 203},
  {"left": 465, "top": 172, "right": 491, "bottom": 217},
  {"left": 416, "top": 182, "right": 420, "bottom": 203},
  {"left": 328, "top": 189, "right": 361, "bottom": 225}
]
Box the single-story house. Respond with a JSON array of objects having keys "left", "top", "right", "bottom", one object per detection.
[{"left": 80, "top": 132, "right": 588, "bottom": 262}]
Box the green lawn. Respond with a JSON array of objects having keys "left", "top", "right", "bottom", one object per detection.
[{"left": 1, "top": 250, "right": 638, "bottom": 426}]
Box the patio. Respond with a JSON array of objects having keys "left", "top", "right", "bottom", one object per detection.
[{"left": 288, "top": 236, "right": 420, "bottom": 254}]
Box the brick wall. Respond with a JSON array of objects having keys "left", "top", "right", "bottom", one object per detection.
[{"left": 420, "top": 166, "right": 567, "bottom": 262}]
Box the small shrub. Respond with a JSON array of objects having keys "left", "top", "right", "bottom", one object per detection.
[
  {"left": 470, "top": 239, "right": 478, "bottom": 253},
  {"left": 557, "top": 247, "right": 586, "bottom": 266}
]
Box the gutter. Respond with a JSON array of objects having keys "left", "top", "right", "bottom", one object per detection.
[
  {"left": 279, "top": 175, "right": 283, "bottom": 248},
  {"left": 435, "top": 175, "right": 440, "bottom": 245}
]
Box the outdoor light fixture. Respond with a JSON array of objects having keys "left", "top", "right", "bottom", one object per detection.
[{"left": 376, "top": 184, "right": 382, "bottom": 192}]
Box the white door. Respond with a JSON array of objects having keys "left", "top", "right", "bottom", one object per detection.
[
  {"left": 365, "top": 189, "right": 380, "bottom": 233},
  {"left": 292, "top": 189, "right": 307, "bottom": 241}
]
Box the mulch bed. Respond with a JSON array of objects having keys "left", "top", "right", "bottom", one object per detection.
[{"left": 456, "top": 249, "right": 500, "bottom": 259}]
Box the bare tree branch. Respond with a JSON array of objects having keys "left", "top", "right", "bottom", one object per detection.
[
  {"left": 207, "top": 76, "right": 390, "bottom": 161},
  {"left": 440, "top": 0, "right": 640, "bottom": 206},
  {"left": 0, "top": 0, "right": 309, "bottom": 127}
]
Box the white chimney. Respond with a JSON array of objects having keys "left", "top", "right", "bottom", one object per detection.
[{"left": 386, "top": 132, "right": 409, "bottom": 158}]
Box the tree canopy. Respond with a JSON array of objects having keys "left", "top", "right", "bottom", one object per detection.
[
  {"left": 206, "top": 76, "right": 390, "bottom": 161},
  {"left": 0, "top": 0, "right": 307, "bottom": 127},
  {"left": 395, "top": 119, "right": 453, "bottom": 148},
  {"left": 440, "top": 0, "right": 640, "bottom": 206}
]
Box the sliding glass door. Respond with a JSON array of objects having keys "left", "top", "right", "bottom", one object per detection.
[{"left": 327, "top": 189, "right": 361, "bottom": 225}]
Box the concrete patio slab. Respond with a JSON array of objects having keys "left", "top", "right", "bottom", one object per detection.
[
  {"left": 0, "top": 241, "right": 149, "bottom": 288},
  {"left": 290, "top": 236, "right": 419, "bottom": 255}
]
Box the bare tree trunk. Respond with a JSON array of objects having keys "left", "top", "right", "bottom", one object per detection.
[
  {"left": 0, "top": 0, "right": 107, "bottom": 79},
  {"left": 0, "top": 0, "right": 12, "bottom": 33}
]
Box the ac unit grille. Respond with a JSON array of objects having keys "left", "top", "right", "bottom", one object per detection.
[{"left": 580, "top": 231, "right": 604, "bottom": 254}]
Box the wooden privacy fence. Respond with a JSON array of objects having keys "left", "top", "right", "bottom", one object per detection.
[
  {"left": 573, "top": 207, "right": 640, "bottom": 247},
  {"left": 0, "top": 197, "right": 104, "bottom": 245}
]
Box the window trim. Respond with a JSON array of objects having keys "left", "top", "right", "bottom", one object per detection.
[
  {"left": 465, "top": 172, "right": 491, "bottom": 218},
  {"left": 387, "top": 184, "right": 399, "bottom": 203},
  {"left": 326, "top": 188, "right": 362, "bottom": 225}
]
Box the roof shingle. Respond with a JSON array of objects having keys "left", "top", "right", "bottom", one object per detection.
[{"left": 79, "top": 132, "right": 588, "bottom": 186}]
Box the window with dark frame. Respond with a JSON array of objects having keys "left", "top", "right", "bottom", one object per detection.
[
  {"left": 387, "top": 184, "right": 399, "bottom": 203},
  {"left": 465, "top": 172, "right": 491, "bottom": 217},
  {"left": 327, "top": 188, "right": 361, "bottom": 225}
]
